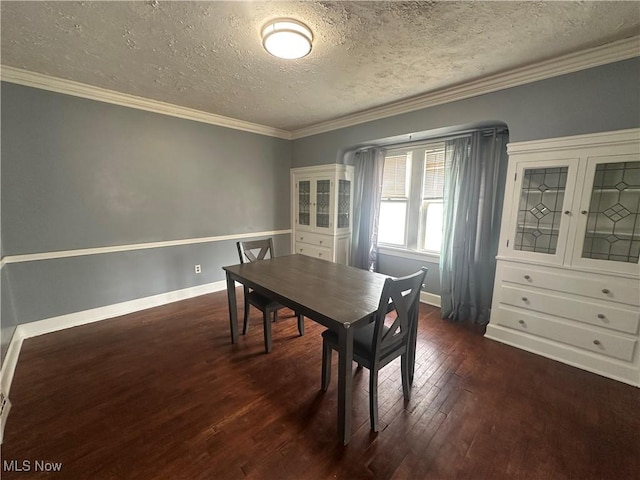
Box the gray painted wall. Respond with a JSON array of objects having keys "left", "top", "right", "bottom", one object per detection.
[
  {"left": 2, "top": 58, "right": 639, "bottom": 363},
  {"left": 1, "top": 83, "right": 292, "bottom": 350},
  {"left": 377, "top": 255, "right": 441, "bottom": 294},
  {"left": 5, "top": 234, "right": 291, "bottom": 325},
  {"left": 291, "top": 58, "right": 640, "bottom": 168},
  {"left": 2, "top": 84, "right": 292, "bottom": 255}
]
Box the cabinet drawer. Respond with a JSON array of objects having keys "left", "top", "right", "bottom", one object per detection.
[
  {"left": 501, "top": 285, "right": 640, "bottom": 335},
  {"left": 496, "top": 306, "right": 637, "bottom": 362},
  {"left": 295, "top": 242, "right": 332, "bottom": 260},
  {"left": 502, "top": 265, "right": 640, "bottom": 306},
  {"left": 295, "top": 232, "right": 332, "bottom": 248}
]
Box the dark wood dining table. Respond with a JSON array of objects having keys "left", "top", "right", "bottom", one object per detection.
[{"left": 223, "top": 254, "right": 389, "bottom": 445}]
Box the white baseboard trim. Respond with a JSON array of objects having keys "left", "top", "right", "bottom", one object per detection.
[
  {"left": 18, "top": 280, "right": 228, "bottom": 339},
  {"left": 0, "top": 330, "right": 24, "bottom": 397},
  {"left": 420, "top": 292, "right": 441, "bottom": 308},
  {"left": 0, "top": 280, "right": 228, "bottom": 401}
]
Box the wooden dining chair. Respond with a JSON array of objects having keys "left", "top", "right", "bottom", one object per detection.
[
  {"left": 236, "top": 239, "right": 304, "bottom": 353},
  {"left": 320, "top": 267, "right": 428, "bottom": 432}
]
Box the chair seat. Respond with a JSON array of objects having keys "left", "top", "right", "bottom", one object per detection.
[
  {"left": 321, "top": 322, "right": 401, "bottom": 360},
  {"left": 246, "top": 290, "right": 281, "bottom": 311}
]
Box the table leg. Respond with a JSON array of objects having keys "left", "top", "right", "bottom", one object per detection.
[
  {"left": 337, "top": 324, "right": 354, "bottom": 445},
  {"left": 226, "top": 272, "right": 238, "bottom": 344}
]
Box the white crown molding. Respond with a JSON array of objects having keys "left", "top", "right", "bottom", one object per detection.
[
  {"left": 290, "top": 36, "right": 640, "bottom": 139},
  {"left": 0, "top": 66, "right": 292, "bottom": 140},
  {"left": 1, "top": 36, "right": 638, "bottom": 141},
  {"left": 506, "top": 127, "right": 640, "bottom": 154},
  {"left": 3, "top": 229, "right": 292, "bottom": 265}
]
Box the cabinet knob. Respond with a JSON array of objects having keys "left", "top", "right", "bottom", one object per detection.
[
  {"left": 601, "top": 289, "right": 610, "bottom": 295},
  {"left": 300, "top": 237, "right": 303, "bottom": 240},
  {"left": 318, "top": 253, "right": 322, "bottom": 257},
  {"left": 319, "top": 240, "right": 323, "bottom": 244},
  {"left": 299, "top": 249, "right": 303, "bottom": 252},
  {"left": 597, "top": 313, "right": 605, "bottom": 319},
  {"left": 593, "top": 339, "right": 601, "bottom": 346},
  {"left": 524, "top": 275, "right": 531, "bottom": 280},
  {"left": 518, "top": 319, "right": 525, "bottom": 325},
  {"left": 564, "top": 210, "right": 570, "bottom": 215},
  {"left": 521, "top": 297, "right": 528, "bottom": 302},
  {"left": 581, "top": 210, "right": 588, "bottom": 215}
]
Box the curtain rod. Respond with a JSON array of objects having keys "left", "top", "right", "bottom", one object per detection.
[{"left": 355, "top": 126, "right": 508, "bottom": 153}]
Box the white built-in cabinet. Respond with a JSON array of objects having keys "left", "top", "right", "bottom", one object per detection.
[
  {"left": 291, "top": 164, "right": 354, "bottom": 264},
  {"left": 486, "top": 129, "right": 640, "bottom": 386}
]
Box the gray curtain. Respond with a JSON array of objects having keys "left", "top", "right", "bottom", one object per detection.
[
  {"left": 350, "top": 148, "right": 385, "bottom": 271},
  {"left": 440, "top": 130, "right": 509, "bottom": 324}
]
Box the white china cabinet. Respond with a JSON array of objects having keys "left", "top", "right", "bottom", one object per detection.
[
  {"left": 486, "top": 129, "right": 640, "bottom": 386},
  {"left": 291, "top": 164, "right": 354, "bottom": 264}
]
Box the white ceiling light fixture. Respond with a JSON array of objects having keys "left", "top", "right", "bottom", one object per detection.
[{"left": 261, "top": 19, "right": 313, "bottom": 60}]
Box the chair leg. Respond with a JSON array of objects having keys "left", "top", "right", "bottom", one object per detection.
[
  {"left": 321, "top": 340, "right": 331, "bottom": 391},
  {"left": 401, "top": 353, "right": 411, "bottom": 401},
  {"left": 242, "top": 294, "right": 250, "bottom": 335},
  {"left": 369, "top": 368, "right": 379, "bottom": 432},
  {"left": 297, "top": 313, "right": 305, "bottom": 336},
  {"left": 263, "top": 310, "right": 272, "bottom": 353}
]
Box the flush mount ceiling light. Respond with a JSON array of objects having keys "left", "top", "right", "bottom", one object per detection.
[{"left": 261, "top": 19, "right": 313, "bottom": 60}]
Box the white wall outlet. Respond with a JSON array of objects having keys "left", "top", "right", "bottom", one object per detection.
[{"left": 194, "top": 264, "right": 202, "bottom": 274}]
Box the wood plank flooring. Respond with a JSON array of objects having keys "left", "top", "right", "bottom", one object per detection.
[{"left": 2, "top": 289, "right": 639, "bottom": 479}]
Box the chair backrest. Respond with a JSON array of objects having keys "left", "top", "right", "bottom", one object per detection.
[
  {"left": 236, "top": 238, "right": 275, "bottom": 264},
  {"left": 372, "top": 267, "right": 428, "bottom": 359}
]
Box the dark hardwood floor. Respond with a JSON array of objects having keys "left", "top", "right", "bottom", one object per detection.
[{"left": 2, "top": 289, "right": 639, "bottom": 479}]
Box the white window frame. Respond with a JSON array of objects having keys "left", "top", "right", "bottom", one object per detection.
[
  {"left": 378, "top": 152, "right": 411, "bottom": 247},
  {"left": 378, "top": 141, "right": 446, "bottom": 262}
]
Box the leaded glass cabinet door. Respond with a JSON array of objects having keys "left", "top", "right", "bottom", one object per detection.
[
  {"left": 571, "top": 155, "right": 640, "bottom": 275},
  {"left": 337, "top": 179, "right": 351, "bottom": 230},
  {"left": 507, "top": 158, "right": 579, "bottom": 265},
  {"left": 314, "top": 177, "right": 333, "bottom": 230},
  {"left": 297, "top": 178, "right": 312, "bottom": 229}
]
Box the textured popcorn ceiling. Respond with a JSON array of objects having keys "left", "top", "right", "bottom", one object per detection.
[{"left": 1, "top": 1, "right": 639, "bottom": 131}]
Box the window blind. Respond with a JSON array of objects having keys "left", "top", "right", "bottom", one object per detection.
[
  {"left": 422, "top": 147, "right": 445, "bottom": 199},
  {"left": 382, "top": 154, "right": 408, "bottom": 198}
]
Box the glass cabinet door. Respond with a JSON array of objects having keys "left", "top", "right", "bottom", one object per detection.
[
  {"left": 513, "top": 167, "right": 568, "bottom": 254},
  {"left": 337, "top": 179, "right": 351, "bottom": 229},
  {"left": 297, "top": 180, "right": 311, "bottom": 227},
  {"left": 509, "top": 158, "right": 579, "bottom": 264},
  {"left": 315, "top": 179, "right": 331, "bottom": 229},
  {"left": 572, "top": 156, "right": 640, "bottom": 273}
]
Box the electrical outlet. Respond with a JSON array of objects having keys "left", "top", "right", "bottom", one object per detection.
[{"left": 195, "top": 264, "right": 202, "bottom": 274}]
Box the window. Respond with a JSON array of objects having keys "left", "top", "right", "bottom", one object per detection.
[
  {"left": 420, "top": 145, "right": 445, "bottom": 252},
  {"left": 378, "top": 153, "right": 410, "bottom": 245},
  {"left": 378, "top": 142, "right": 446, "bottom": 254}
]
